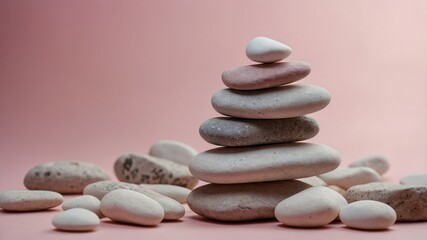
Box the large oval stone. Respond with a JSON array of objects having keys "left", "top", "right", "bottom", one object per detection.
[
  {"left": 24, "top": 161, "right": 110, "bottom": 194},
  {"left": 211, "top": 84, "right": 330, "bottom": 119},
  {"left": 190, "top": 143, "right": 341, "bottom": 184},
  {"left": 187, "top": 180, "right": 310, "bottom": 221},
  {"left": 0, "top": 190, "right": 63, "bottom": 212},
  {"left": 222, "top": 62, "right": 310, "bottom": 90},
  {"left": 199, "top": 116, "right": 318, "bottom": 147},
  {"left": 344, "top": 182, "right": 427, "bottom": 221}
]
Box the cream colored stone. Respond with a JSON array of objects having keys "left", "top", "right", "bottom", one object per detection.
[
  {"left": 62, "top": 195, "right": 103, "bottom": 218},
  {"left": 245, "top": 36, "right": 292, "bottom": 63},
  {"left": 298, "top": 176, "right": 327, "bottom": 187},
  {"left": 349, "top": 155, "right": 390, "bottom": 175},
  {"left": 328, "top": 185, "right": 346, "bottom": 195},
  {"left": 140, "top": 184, "right": 190, "bottom": 203},
  {"left": 52, "top": 208, "right": 100, "bottom": 231},
  {"left": 318, "top": 167, "right": 381, "bottom": 189},
  {"left": 149, "top": 140, "right": 197, "bottom": 166},
  {"left": 400, "top": 174, "right": 427, "bottom": 185},
  {"left": 0, "top": 190, "right": 63, "bottom": 211}
]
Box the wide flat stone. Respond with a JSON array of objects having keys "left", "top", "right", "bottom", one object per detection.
[
  {"left": 0, "top": 190, "right": 63, "bottom": 212},
  {"left": 187, "top": 180, "right": 311, "bottom": 221},
  {"left": 211, "top": 84, "right": 330, "bottom": 119},
  {"left": 114, "top": 153, "right": 198, "bottom": 189},
  {"left": 190, "top": 143, "right": 341, "bottom": 184},
  {"left": 222, "top": 62, "right": 310, "bottom": 90},
  {"left": 344, "top": 182, "right": 427, "bottom": 221},
  {"left": 199, "top": 116, "right": 318, "bottom": 147}
]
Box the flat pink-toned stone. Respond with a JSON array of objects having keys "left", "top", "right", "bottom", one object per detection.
[{"left": 222, "top": 61, "right": 310, "bottom": 90}]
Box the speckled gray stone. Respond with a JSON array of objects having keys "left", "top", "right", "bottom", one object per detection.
[
  {"left": 114, "top": 153, "right": 198, "bottom": 189},
  {"left": 222, "top": 62, "right": 310, "bottom": 90},
  {"left": 344, "top": 182, "right": 427, "bottom": 221},
  {"left": 400, "top": 174, "right": 427, "bottom": 186},
  {"left": 199, "top": 116, "right": 319, "bottom": 147},
  {"left": 187, "top": 180, "right": 311, "bottom": 221},
  {"left": 211, "top": 84, "right": 331, "bottom": 119},
  {"left": 318, "top": 167, "right": 382, "bottom": 190},
  {"left": 83, "top": 180, "right": 184, "bottom": 220},
  {"left": 190, "top": 143, "right": 341, "bottom": 184},
  {"left": 24, "top": 161, "right": 111, "bottom": 194},
  {"left": 0, "top": 190, "right": 63, "bottom": 211}
]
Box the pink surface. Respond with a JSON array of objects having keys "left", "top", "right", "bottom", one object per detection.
[{"left": 0, "top": 0, "right": 426, "bottom": 239}]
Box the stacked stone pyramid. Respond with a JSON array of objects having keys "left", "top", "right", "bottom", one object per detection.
[{"left": 187, "top": 37, "right": 341, "bottom": 221}]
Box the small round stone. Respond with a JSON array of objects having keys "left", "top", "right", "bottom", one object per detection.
[
  {"left": 400, "top": 174, "right": 427, "bottom": 185},
  {"left": 339, "top": 200, "right": 397, "bottom": 230},
  {"left": 52, "top": 208, "right": 100, "bottom": 232},
  {"left": 245, "top": 36, "right": 292, "bottom": 63},
  {"left": 0, "top": 190, "right": 63, "bottom": 212},
  {"left": 62, "top": 195, "right": 103, "bottom": 218}
]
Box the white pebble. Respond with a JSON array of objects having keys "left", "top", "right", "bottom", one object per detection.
[
  {"left": 140, "top": 184, "right": 191, "bottom": 203},
  {"left": 318, "top": 167, "right": 381, "bottom": 189},
  {"left": 246, "top": 36, "right": 292, "bottom": 63},
  {"left": 400, "top": 174, "right": 427, "bottom": 185},
  {"left": 339, "top": 200, "right": 397, "bottom": 230},
  {"left": 62, "top": 195, "right": 103, "bottom": 218},
  {"left": 52, "top": 208, "right": 100, "bottom": 231},
  {"left": 149, "top": 140, "right": 197, "bottom": 166},
  {"left": 0, "top": 190, "right": 63, "bottom": 211},
  {"left": 349, "top": 155, "right": 390, "bottom": 175},
  {"left": 298, "top": 176, "right": 327, "bottom": 187}
]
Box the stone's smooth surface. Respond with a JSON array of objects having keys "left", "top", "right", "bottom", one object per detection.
[
  {"left": 24, "top": 161, "right": 110, "bottom": 194},
  {"left": 83, "top": 180, "right": 185, "bottom": 220},
  {"left": 275, "top": 186, "right": 347, "bottom": 227},
  {"left": 318, "top": 167, "right": 381, "bottom": 190},
  {"left": 190, "top": 143, "right": 341, "bottom": 184},
  {"left": 62, "top": 195, "right": 103, "bottom": 218},
  {"left": 114, "top": 153, "right": 198, "bottom": 189},
  {"left": 199, "top": 116, "right": 319, "bottom": 147},
  {"left": 297, "top": 176, "right": 327, "bottom": 187},
  {"left": 187, "top": 180, "right": 311, "bottom": 221},
  {"left": 222, "top": 62, "right": 310, "bottom": 90},
  {"left": 148, "top": 140, "right": 198, "bottom": 166},
  {"left": 339, "top": 200, "right": 397, "bottom": 230},
  {"left": 52, "top": 208, "right": 100, "bottom": 231},
  {"left": 245, "top": 36, "right": 292, "bottom": 63},
  {"left": 328, "top": 185, "right": 346, "bottom": 196},
  {"left": 344, "top": 183, "right": 427, "bottom": 221},
  {"left": 100, "top": 189, "right": 164, "bottom": 226},
  {"left": 0, "top": 190, "right": 63, "bottom": 211},
  {"left": 349, "top": 155, "right": 390, "bottom": 175},
  {"left": 211, "top": 84, "right": 331, "bottom": 119},
  {"left": 140, "top": 184, "right": 190, "bottom": 204},
  {"left": 400, "top": 174, "right": 427, "bottom": 185}
]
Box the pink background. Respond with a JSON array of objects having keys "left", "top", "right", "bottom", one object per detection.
[{"left": 0, "top": 0, "right": 426, "bottom": 239}]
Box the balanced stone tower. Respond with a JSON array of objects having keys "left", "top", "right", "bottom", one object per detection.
[{"left": 188, "top": 37, "right": 341, "bottom": 221}]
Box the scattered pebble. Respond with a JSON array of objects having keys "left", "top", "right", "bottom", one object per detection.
[
  {"left": 0, "top": 190, "right": 63, "bottom": 211},
  {"left": 318, "top": 167, "right": 381, "bottom": 189},
  {"left": 400, "top": 174, "right": 427, "bottom": 185},
  {"left": 52, "top": 208, "right": 100, "bottom": 231},
  {"left": 148, "top": 140, "right": 198, "bottom": 166},
  {"left": 344, "top": 182, "right": 427, "bottom": 221},
  {"left": 327, "top": 185, "right": 346, "bottom": 195},
  {"left": 140, "top": 184, "right": 190, "bottom": 204},
  {"left": 100, "top": 189, "right": 164, "bottom": 226},
  {"left": 62, "top": 195, "right": 103, "bottom": 218},
  {"left": 245, "top": 36, "right": 292, "bottom": 63},
  {"left": 275, "top": 186, "right": 347, "bottom": 227},
  {"left": 349, "top": 155, "right": 390, "bottom": 175},
  {"left": 24, "top": 161, "right": 110, "bottom": 194},
  {"left": 297, "top": 176, "right": 327, "bottom": 187},
  {"left": 339, "top": 200, "right": 396, "bottom": 230}
]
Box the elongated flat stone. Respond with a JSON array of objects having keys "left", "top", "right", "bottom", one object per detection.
[
  {"left": 114, "top": 153, "right": 198, "bottom": 189},
  {"left": 187, "top": 180, "right": 311, "bottom": 221},
  {"left": 344, "top": 182, "right": 427, "bottom": 221},
  {"left": 318, "top": 167, "right": 382, "bottom": 190},
  {"left": 149, "top": 140, "right": 198, "bottom": 166},
  {"left": 199, "top": 116, "right": 319, "bottom": 147},
  {"left": 0, "top": 190, "right": 63, "bottom": 211},
  {"left": 190, "top": 143, "right": 341, "bottom": 184},
  {"left": 211, "top": 84, "right": 331, "bottom": 119},
  {"left": 222, "top": 62, "right": 310, "bottom": 90}
]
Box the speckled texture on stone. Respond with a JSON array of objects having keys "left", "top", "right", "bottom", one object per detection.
[
  {"left": 349, "top": 155, "right": 390, "bottom": 175},
  {"left": 221, "top": 62, "right": 310, "bottom": 90},
  {"left": 211, "top": 84, "right": 331, "bottom": 119},
  {"left": 114, "top": 153, "right": 198, "bottom": 189},
  {"left": 318, "top": 167, "right": 382, "bottom": 189},
  {"left": 83, "top": 180, "right": 184, "bottom": 220},
  {"left": 52, "top": 208, "right": 100, "bottom": 231},
  {"left": 148, "top": 140, "right": 198, "bottom": 166},
  {"left": 199, "top": 116, "right": 319, "bottom": 147},
  {"left": 344, "top": 182, "right": 427, "bottom": 221},
  {"left": 24, "top": 161, "right": 111, "bottom": 194},
  {"left": 190, "top": 143, "right": 341, "bottom": 184},
  {"left": 0, "top": 190, "right": 63, "bottom": 211},
  {"left": 187, "top": 180, "right": 311, "bottom": 221}
]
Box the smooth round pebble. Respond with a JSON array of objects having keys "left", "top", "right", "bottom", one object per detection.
[
  {"left": 222, "top": 61, "right": 310, "bottom": 90},
  {"left": 140, "top": 184, "right": 191, "bottom": 204},
  {"left": 211, "top": 84, "right": 331, "bottom": 119},
  {"left": 339, "top": 200, "right": 396, "bottom": 230},
  {"left": 100, "top": 189, "right": 164, "bottom": 226},
  {"left": 0, "top": 190, "right": 63, "bottom": 211},
  {"left": 318, "top": 167, "right": 381, "bottom": 189},
  {"left": 52, "top": 208, "right": 100, "bottom": 232},
  {"left": 275, "top": 186, "right": 347, "bottom": 227},
  {"left": 349, "top": 155, "right": 390, "bottom": 175},
  {"left": 62, "top": 195, "right": 103, "bottom": 218},
  {"left": 400, "top": 174, "right": 427, "bottom": 185},
  {"left": 199, "top": 116, "right": 319, "bottom": 147},
  {"left": 245, "top": 36, "right": 292, "bottom": 63},
  {"left": 148, "top": 140, "right": 198, "bottom": 166}
]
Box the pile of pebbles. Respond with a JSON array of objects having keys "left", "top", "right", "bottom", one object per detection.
[{"left": 0, "top": 37, "right": 426, "bottom": 232}]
